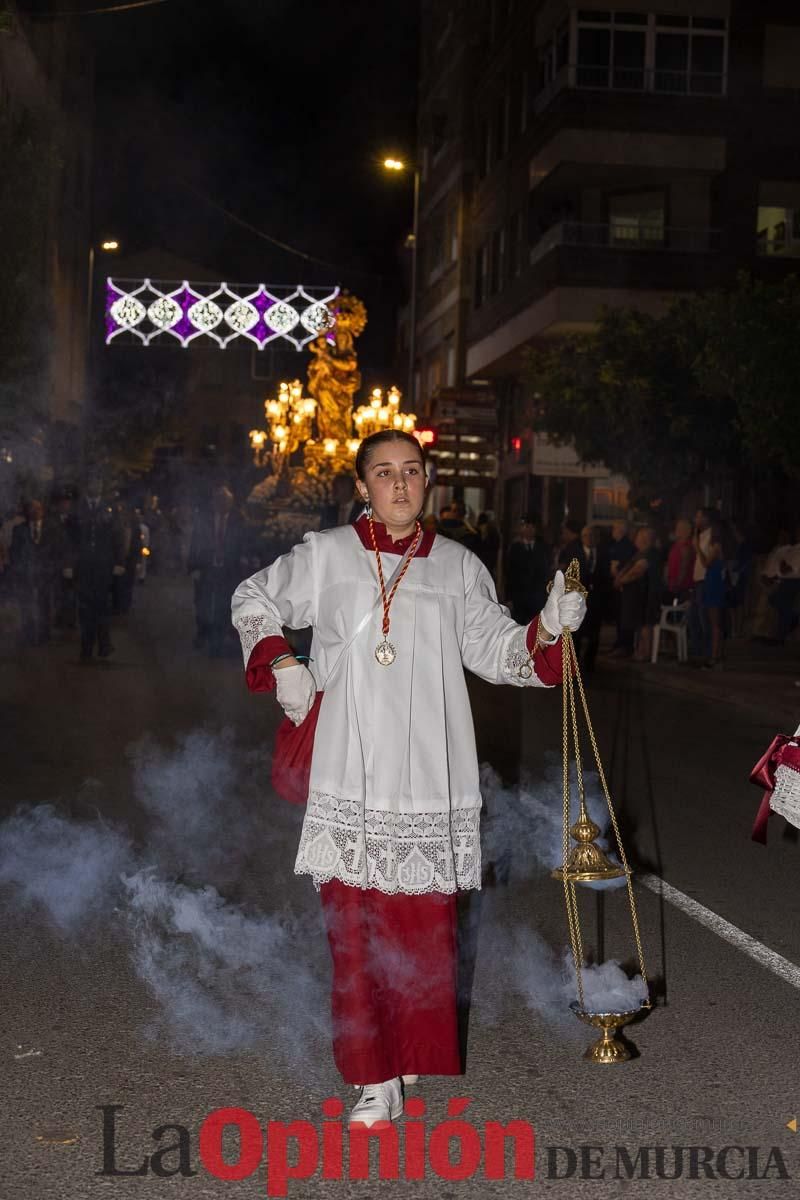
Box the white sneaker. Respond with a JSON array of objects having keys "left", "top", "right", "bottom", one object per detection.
[
  {"left": 353, "top": 1074, "right": 419, "bottom": 1088},
  {"left": 349, "top": 1077, "right": 403, "bottom": 1127}
]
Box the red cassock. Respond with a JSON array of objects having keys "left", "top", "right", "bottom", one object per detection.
[{"left": 239, "top": 520, "right": 563, "bottom": 1083}]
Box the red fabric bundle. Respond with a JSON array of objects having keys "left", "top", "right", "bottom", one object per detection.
[
  {"left": 749, "top": 733, "right": 800, "bottom": 843},
  {"left": 271, "top": 691, "right": 323, "bottom": 806}
]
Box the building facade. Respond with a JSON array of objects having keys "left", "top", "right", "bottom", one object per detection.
[
  {"left": 414, "top": 0, "right": 800, "bottom": 537},
  {"left": 0, "top": 1, "right": 94, "bottom": 491}
]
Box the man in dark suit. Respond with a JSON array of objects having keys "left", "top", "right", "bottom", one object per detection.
[
  {"left": 557, "top": 519, "right": 589, "bottom": 582},
  {"left": 188, "top": 485, "right": 249, "bottom": 656},
  {"left": 319, "top": 472, "right": 361, "bottom": 530},
  {"left": 74, "top": 476, "right": 127, "bottom": 661},
  {"left": 576, "top": 523, "right": 604, "bottom": 673},
  {"left": 10, "top": 499, "right": 61, "bottom": 644},
  {"left": 51, "top": 491, "right": 79, "bottom": 630},
  {"left": 505, "top": 514, "right": 551, "bottom": 624}
]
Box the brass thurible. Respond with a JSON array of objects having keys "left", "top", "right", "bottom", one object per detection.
[{"left": 554, "top": 558, "right": 651, "bottom": 1063}]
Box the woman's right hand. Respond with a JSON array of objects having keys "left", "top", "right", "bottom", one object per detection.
[{"left": 274, "top": 662, "right": 316, "bottom": 725}]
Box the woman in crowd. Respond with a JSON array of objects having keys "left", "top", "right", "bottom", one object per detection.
[
  {"left": 614, "top": 526, "right": 662, "bottom": 660},
  {"left": 666, "top": 518, "right": 695, "bottom": 603},
  {"left": 231, "top": 429, "right": 585, "bottom": 1126},
  {"left": 695, "top": 516, "right": 734, "bottom": 667}
]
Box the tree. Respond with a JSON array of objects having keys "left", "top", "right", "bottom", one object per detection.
[
  {"left": 690, "top": 273, "right": 800, "bottom": 479},
  {"left": 524, "top": 275, "right": 800, "bottom": 512}
]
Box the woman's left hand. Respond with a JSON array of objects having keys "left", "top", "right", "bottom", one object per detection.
[{"left": 540, "top": 570, "right": 587, "bottom": 638}]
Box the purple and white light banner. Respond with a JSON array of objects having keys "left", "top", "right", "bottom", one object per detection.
[{"left": 105, "top": 279, "right": 340, "bottom": 350}]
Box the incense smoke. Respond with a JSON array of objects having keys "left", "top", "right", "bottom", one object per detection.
[
  {"left": 0, "top": 805, "right": 134, "bottom": 933},
  {"left": 0, "top": 730, "right": 330, "bottom": 1069},
  {"left": 0, "top": 736, "right": 645, "bottom": 1065}
]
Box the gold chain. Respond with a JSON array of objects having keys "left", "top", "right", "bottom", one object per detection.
[
  {"left": 560, "top": 628, "right": 650, "bottom": 1005},
  {"left": 561, "top": 631, "right": 586, "bottom": 1009}
]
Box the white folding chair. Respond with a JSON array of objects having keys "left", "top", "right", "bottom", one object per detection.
[{"left": 651, "top": 601, "right": 690, "bottom": 663}]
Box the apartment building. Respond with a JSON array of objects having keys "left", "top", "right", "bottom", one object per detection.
[
  {"left": 414, "top": 0, "right": 800, "bottom": 530},
  {"left": 0, "top": 1, "right": 94, "bottom": 481}
]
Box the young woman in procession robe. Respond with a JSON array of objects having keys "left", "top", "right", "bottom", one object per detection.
[{"left": 231, "top": 430, "right": 586, "bottom": 1126}]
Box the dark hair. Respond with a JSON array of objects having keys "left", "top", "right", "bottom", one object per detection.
[
  {"left": 355, "top": 430, "right": 425, "bottom": 481},
  {"left": 563, "top": 518, "right": 581, "bottom": 536}
]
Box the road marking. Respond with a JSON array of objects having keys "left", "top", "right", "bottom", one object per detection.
[
  {"left": 638, "top": 873, "right": 800, "bottom": 992},
  {"left": 788, "top": 1118, "right": 798, "bottom": 1133}
]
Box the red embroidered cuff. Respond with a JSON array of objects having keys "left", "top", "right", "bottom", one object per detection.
[
  {"left": 245, "top": 635, "right": 293, "bottom": 693},
  {"left": 526, "top": 616, "right": 565, "bottom": 687}
]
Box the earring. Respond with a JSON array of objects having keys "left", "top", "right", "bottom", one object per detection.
[{"left": 364, "top": 500, "right": 373, "bottom": 518}]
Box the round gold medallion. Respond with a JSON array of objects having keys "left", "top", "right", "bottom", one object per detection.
[{"left": 375, "top": 639, "right": 397, "bottom": 666}]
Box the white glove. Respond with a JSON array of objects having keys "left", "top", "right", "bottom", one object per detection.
[
  {"left": 540, "top": 570, "right": 587, "bottom": 639},
  {"left": 274, "top": 663, "right": 316, "bottom": 726},
  {"left": 112, "top": 564, "right": 126, "bottom": 577},
  {"left": 62, "top": 567, "right": 73, "bottom": 579}
]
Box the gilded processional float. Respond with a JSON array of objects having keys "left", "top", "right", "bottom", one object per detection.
[{"left": 245, "top": 292, "right": 418, "bottom": 553}]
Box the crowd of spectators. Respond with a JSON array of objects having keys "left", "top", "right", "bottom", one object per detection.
[{"left": 2, "top": 473, "right": 798, "bottom": 673}]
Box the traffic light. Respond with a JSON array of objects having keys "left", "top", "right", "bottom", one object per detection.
[{"left": 414, "top": 425, "right": 438, "bottom": 448}]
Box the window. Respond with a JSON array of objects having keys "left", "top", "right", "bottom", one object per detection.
[
  {"left": 448, "top": 204, "right": 459, "bottom": 263},
  {"left": 430, "top": 111, "right": 448, "bottom": 159},
  {"left": 477, "top": 118, "right": 491, "bottom": 180},
  {"left": 539, "top": 19, "right": 569, "bottom": 90},
  {"left": 426, "top": 207, "right": 446, "bottom": 279},
  {"left": 489, "top": 229, "right": 505, "bottom": 295},
  {"left": 540, "top": 10, "right": 727, "bottom": 98},
  {"left": 474, "top": 241, "right": 489, "bottom": 307},
  {"left": 507, "top": 211, "right": 524, "bottom": 280},
  {"left": 427, "top": 358, "right": 443, "bottom": 398},
  {"left": 608, "top": 190, "right": 665, "bottom": 245},
  {"left": 756, "top": 206, "right": 800, "bottom": 257},
  {"left": 653, "top": 13, "right": 725, "bottom": 95},
  {"left": 494, "top": 93, "right": 509, "bottom": 161},
  {"left": 446, "top": 342, "right": 456, "bottom": 387},
  {"left": 764, "top": 25, "right": 800, "bottom": 89}
]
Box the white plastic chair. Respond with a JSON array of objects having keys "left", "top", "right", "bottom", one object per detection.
[{"left": 651, "top": 601, "right": 690, "bottom": 663}]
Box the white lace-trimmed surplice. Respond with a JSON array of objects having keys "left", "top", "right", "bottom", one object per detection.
[{"left": 231, "top": 525, "right": 554, "bottom": 896}]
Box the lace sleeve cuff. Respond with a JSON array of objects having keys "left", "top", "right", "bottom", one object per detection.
[
  {"left": 501, "top": 617, "right": 564, "bottom": 688},
  {"left": 232, "top": 615, "right": 291, "bottom": 692}
]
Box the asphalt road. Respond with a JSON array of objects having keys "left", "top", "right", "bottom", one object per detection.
[{"left": 1, "top": 574, "right": 799, "bottom": 1199}]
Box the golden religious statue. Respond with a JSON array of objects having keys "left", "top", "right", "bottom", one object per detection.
[{"left": 307, "top": 291, "right": 367, "bottom": 443}]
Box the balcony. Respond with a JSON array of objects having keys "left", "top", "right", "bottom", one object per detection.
[
  {"left": 535, "top": 63, "right": 726, "bottom": 115},
  {"left": 530, "top": 221, "right": 721, "bottom": 266},
  {"left": 466, "top": 227, "right": 723, "bottom": 377}
]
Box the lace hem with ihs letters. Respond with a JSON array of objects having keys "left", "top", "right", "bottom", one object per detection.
[{"left": 294, "top": 791, "right": 482, "bottom": 895}]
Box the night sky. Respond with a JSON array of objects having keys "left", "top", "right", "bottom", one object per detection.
[{"left": 87, "top": 0, "right": 419, "bottom": 365}]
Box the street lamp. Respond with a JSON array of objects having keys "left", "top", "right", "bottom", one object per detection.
[
  {"left": 87, "top": 237, "right": 121, "bottom": 350},
  {"left": 382, "top": 155, "right": 420, "bottom": 411}
]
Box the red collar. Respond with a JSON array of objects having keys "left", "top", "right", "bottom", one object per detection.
[{"left": 352, "top": 514, "right": 435, "bottom": 558}]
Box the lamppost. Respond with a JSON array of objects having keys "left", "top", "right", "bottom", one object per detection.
[
  {"left": 383, "top": 157, "right": 420, "bottom": 411},
  {"left": 87, "top": 239, "right": 120, "bottom": 352},
  {"left": 84, "top": 239, "right": 120, "bottom": 467}
]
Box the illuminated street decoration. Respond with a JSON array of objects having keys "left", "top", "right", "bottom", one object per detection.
[{"left": 105, "top": 279, "right": 339, "bottom": 349}]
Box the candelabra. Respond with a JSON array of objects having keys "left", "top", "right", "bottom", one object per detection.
[
  {"left": 250, "top": 380, "right": 418, "bottom": 476},
  {"left": 250, "top": 379, "right": 317, "bottom": 468},
  {"left": 353, "top": 387, "right": 416, "bottom": 440}
]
